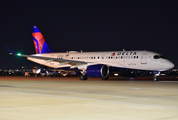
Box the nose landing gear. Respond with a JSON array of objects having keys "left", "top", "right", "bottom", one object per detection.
[
  {"left": 153, "top": 71, "right": 160, "bottom": 82},
  {"left": 153, "top": 75, "right": 158, "bottom": 82}
]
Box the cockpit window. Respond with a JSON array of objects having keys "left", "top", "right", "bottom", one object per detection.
[
  {"left": 154, "top": 55, "right": 160, "bottom": 59},
  {"left": 159, "top": 55, "right": 165, "bottom": 59},
  {"left": 153, "top": 55, "right": 166, "bottom": 59}
]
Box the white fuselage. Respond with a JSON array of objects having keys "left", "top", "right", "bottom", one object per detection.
[{"left": 27, "top": 51, "right": 174, "bottom": 71}]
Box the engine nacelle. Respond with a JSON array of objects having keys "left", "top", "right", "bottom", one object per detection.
[{"left": 86, "top": 64, "right": 109, "bottom": 78}]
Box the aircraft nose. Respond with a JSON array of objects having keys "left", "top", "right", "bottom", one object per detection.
[
  {"left": 165, "top": 61, "right": 174, "bottom": 70},
  {"left": 169, "top": 62, "right": 175, "bottom": 69}
]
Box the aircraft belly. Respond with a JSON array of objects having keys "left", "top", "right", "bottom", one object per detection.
[{"left": 126, "top": 63, "right": 161, "bottom": 71}]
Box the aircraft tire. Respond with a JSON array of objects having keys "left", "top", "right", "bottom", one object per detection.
[
  {"left": 79, "top": 74, "right": 88, "bottom": 80},
  {"left": 154, "top": 77, "right": 158, "bottom": 82}
]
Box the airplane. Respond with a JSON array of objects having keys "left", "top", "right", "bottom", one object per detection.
[{"left": 6, "top": 26, "right": 174, "bottom": 81}]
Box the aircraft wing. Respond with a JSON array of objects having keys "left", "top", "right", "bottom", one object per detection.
[
  {"left": 17, "top": 54, "right": 87, "bottom": 66},
  {"left": 5, "top": 46, "right": 88, "bottom": 68}
]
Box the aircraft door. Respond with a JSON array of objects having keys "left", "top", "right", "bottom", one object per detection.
[{"left": 141, "top": 53, "right": 147, "bottom": 64}]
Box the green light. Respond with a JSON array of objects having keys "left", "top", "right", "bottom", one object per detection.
[{"left": 17, "top": 53, "right": 21, "bottom": 56}]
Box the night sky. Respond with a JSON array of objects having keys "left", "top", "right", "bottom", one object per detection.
[{"left": 0, "top": 0, "right": 178, "bottom": 69}]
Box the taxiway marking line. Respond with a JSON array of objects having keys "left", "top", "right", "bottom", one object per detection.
[{"left": 115, "top": 96, "right": 149, "bottom": 100}]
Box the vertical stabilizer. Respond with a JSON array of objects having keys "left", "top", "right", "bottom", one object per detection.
[{"left": 31, "top": 26, "right": 53, "bottom": 54}]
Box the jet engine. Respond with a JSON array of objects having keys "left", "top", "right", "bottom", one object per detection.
[{"left": 86, "top": 64, "right": 109, "bottom": 80}]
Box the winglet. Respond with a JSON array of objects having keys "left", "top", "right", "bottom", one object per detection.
[{"left": 5, "top": 46, "right": 16, "bottom": 55}]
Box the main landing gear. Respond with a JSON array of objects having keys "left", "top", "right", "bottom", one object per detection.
[
  {"left": 79, "top": 74, "right": 88, "bottom": 80},
  {"left": 79, "top": 70, "right": 88, "bottom": 80}
]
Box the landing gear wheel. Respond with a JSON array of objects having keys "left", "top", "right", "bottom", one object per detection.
[
  {"left": 153, "top": 72, "right": 160, "bottom": 82},
  {"left": 79, "top": 74, "right": 88, "bottom": 80},
  {"left": 154, "top": 77, "right": 158, "bottom": 82}
]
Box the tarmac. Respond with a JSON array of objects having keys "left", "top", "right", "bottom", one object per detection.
[{"left": 0, "top": 76, "right": 178, "bottom": 120}]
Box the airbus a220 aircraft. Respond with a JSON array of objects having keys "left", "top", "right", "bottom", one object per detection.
[{"left": 7, "top": 26, "right": 174, "bottom": 81}]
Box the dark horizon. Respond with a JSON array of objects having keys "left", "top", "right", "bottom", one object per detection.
[{"left": 1, "top": 1, "right": 178, "bottom": 69}]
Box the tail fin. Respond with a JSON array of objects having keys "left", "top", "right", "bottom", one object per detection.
[{"left": 31, "top": 26, "right": 53, "bottom": 54}]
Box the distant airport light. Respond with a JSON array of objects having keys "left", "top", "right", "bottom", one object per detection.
[
  {"left": 17, "top": 53, "right": 21, "bottom": 56},
  {"left": 114, "top": 73, "right": 119, "bottom": 76}
]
